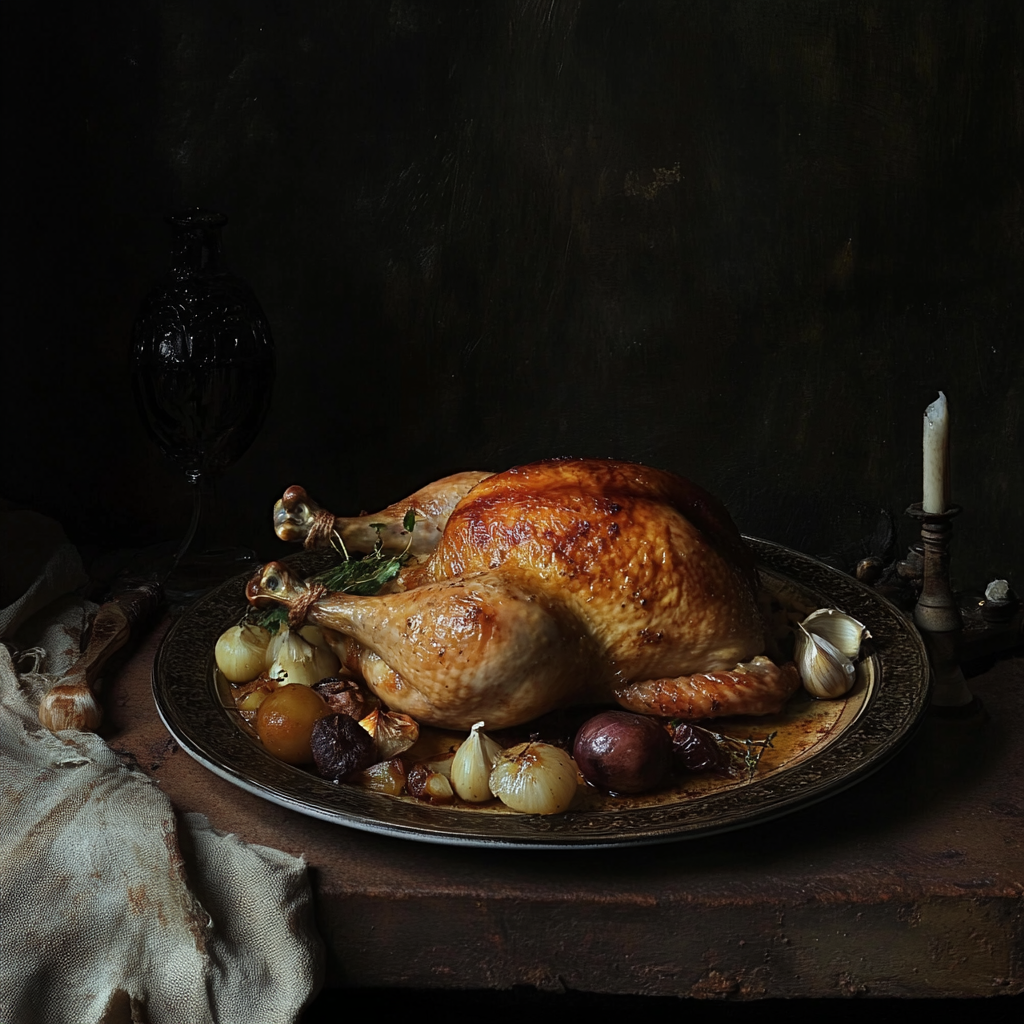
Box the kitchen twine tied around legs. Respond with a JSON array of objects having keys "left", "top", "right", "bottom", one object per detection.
[
  {"left": 288, "top": 582, "right": 329, "bottom": 631},
  {"left": 304, "top": 510, "right": 336, "bottom": 550}
]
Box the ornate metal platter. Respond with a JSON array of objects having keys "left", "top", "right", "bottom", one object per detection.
[{"left": 152, "top": 538, "right": 929, "bottom": 848}]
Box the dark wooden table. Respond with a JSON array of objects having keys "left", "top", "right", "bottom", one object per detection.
[{"left": 103, "top": 621, "right": 1023, "bottom": 1002}]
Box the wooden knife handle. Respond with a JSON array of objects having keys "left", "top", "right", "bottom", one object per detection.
[
  {"left": 76, "top": 602, "right": 131, "bottom": 688},
  {"left": 38, "top": 579, "right": 164, "bottom": 732}
]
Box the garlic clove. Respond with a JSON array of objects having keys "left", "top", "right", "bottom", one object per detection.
[
  {"left": 350, "top": 757, "right": 407, "bottom": 796},
  {"left": 308, "top": 638, "right": 340, "bottom": 681},
  {"left": 796, "top": 624, "right": 857, "bottom": 699},
  {"left": 800, "top": 608, "right": 870, "bottom": 661},
  {"left": 358, "top": 707, "right": 420, "bottom": 759},
  {"left": 419, "top": 750, "right": 456, "bottom": 780},
  {"left": 264, "top": 628, "right": 287, "bottom": 672},
  {"left": 451, "top": 721, "right": 502, "bottom": 803},
  {"left": 236, "top": 688, "right": 270, "bottom": 713},
  {"left": 489, "top": 741, "right": 580, "bottom": 815},
  {"left": 406, "top": 763, "right": 454, "bottom": 804}
]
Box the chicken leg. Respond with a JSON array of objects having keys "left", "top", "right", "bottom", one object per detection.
[
  {"left": 248, "top": 561, "right": 605, "bottom": 729},
  {"left": 273, "top": 471, "right": 491, "bottom": 555}
]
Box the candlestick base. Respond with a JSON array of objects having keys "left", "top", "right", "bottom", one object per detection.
[
  {"left": 904, "top": 503, "right": 973, "bottom": 708},
  {"left": 905, "top": 504, "right": 962, "bottom": 631}
]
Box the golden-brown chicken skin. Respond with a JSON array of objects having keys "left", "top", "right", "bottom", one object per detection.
[{"left": 251, "top": 459, "right": 798, "bottom": 729}]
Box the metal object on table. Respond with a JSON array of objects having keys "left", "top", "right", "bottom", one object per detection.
[{"left": 905, "top": 502, "right": 975, "bottom": 710}]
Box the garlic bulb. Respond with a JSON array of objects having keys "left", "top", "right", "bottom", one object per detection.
[
  {"left": 269, "top": 629, "right": 340, "bottom": 687},
  {"left": 215, "top": 623, "right": 271, "bottom": 683},
  {"left": 451, "top": 721, "right": 502, "bottom": 803},
  {"left": 38, "top": 683, "right": 102, "bottom": 732},
  {"left": 795, "top": 624, "right": 856, "bottom": 699},
  {"left": 266, "top": 625, "right": 328, "bottom": 672},
  {"left": 357, "top": 707, "right": 420, "bottom": 759},
  {"left": 489, "top": 742, "right": 580, "bottom": 815},
  {"left": 800, "top": 608, "right": 869, "bottom": 661}
]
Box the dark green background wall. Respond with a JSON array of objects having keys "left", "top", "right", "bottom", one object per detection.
[{"left": 4, "top": 1, "right": 1022, "bottom": 591}]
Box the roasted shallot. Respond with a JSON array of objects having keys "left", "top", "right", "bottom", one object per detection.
[{"left": 488, "top": 742, "right": 580, "bottom": 815}]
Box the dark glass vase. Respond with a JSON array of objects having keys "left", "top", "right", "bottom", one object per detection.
[{"left": 131, "top": 210, "right": 275, "bottom": 596}]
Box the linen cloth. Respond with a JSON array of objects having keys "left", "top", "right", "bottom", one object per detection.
[{"left": 0, "top": 508, "right": 323, "bottom": 1024}]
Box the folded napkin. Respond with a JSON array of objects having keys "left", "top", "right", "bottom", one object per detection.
[{"left": 0, "top": 509, "right": 323, "bottom": 1024}]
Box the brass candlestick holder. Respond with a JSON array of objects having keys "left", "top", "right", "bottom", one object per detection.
[{"left": 905, "top": 503, "right": 975, "bottom": 709}]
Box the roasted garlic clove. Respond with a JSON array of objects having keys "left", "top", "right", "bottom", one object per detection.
[
  {"left": 358, "top": 707, "right": 420, "bottom": 759},
  {"left": 795, "top": 624, "right": 856, "bottom": 699},
  {"left": 418, "top": 750, "right": 456, "bottom": 780},
  {"left": 488, "top": 741, "right": 580, "bottom": 814},
  {"left": 406, "top": 763, "right": 454, "bottom": 804},
  {"left": 800, "top": 608, "right": 870, "bottom": 661},
  {"left": 235, "top": 687, "right": 270, "bottom": 714},
  {"left": 451, "top": 721, "right": 502, "bottom": 803},
  {"left": 350, "top": 757, "right": 407, "bottom": 796}
]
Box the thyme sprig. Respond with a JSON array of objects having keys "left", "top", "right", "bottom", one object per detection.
[
  {"left": 309, "top": 509, "right": 418, "bottom": 596},
  {"left": 672, "top": 720, "right": 778, "bottom": 781},
  {"left": 709, "top": 728, "right": 777, "bottom": 780}
]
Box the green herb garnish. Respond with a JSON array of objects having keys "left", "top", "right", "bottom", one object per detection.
[
  {"left": 671, "top": 720, "right": 778, "bottom": 781},
  {"left": 310, "top": 512, "right": 418, "bottom": 595},
  {"left": 249, "top": 604, "right": 289, "bottom": 633},
  {"left": 710, "top": 728, "right": 777, "bottom": 780}
]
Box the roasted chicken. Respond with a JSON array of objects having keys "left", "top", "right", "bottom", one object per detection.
[{"left": 249, "top": 459, "right": 799, "bottom": 729}]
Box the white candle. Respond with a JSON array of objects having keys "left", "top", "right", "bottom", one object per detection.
[{"left": 922, "top": 392, "right": 949, "bottom": 513}]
